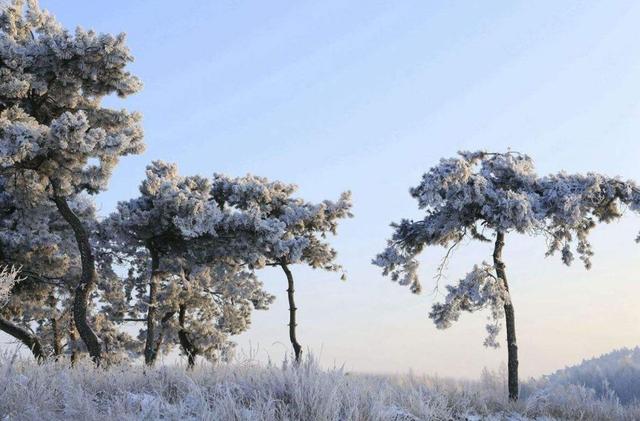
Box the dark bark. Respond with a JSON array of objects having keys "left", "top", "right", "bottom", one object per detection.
[
  {"left": 143, "top": 245, "right": 160, "bottom": 366},
  {"left": 178, "top": 304, "right": 198, "bottom": 368},
  {"left": 48, "top": 293, "right": 63, "bottom": 359},
  {"left": 280, "top": 262, "right": 302, "bottom": 363},
  {"left": 51, "top": 317, "right": 62, "bottom": 358},
  {"left": 0, "top": 315, "right": 46, "bottom": 362},
  {"left": 493, "top": 231, "right": 519, "bottom": 401},
  {"left": 52, "top": 191, "right": 101, "bottom": 365},
  {"left": 69, "top": 317, "right": 78, "bottom": 366}
]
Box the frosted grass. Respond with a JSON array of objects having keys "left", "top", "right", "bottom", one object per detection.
[{"left": 2, "top": 353, "right": 639, "bottom": 420}]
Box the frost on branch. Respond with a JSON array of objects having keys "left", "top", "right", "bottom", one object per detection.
[
  {"left": 0, "top": 265, "right": 22, "bottom": 307},
  {"left": 374, "top": 150, "right": 640, "bottom": 351},
  {"left": 373, "top": 151, "right": 541, "bottom": 295},
  {"left": 101, "top": 162, "right": 280, "bottom": 363},
  {"left": 211, "top": 173, "right": 353, "bottom": 272},
  {"left": 540, "top": 173, "right": 638, "bottom": 269},
  {"left": 0, "top": 0, "right": 143, "bottom": 200},
  {"left": 429, "top": 263, "right": 508, "bottom": 348},
  {"left": 210, "top": 173, "right": 352, "bottom": 362},
  {"left": 166, "top": 263, "right": 274, "bottom": 362}
]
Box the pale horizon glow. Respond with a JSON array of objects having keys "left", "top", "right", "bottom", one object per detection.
[{"left": 3, "top": 0, "right": 640, "bottom": 379}]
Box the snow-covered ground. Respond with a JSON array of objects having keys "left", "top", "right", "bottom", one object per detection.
[{"left": 2, "top": 351, "right": 640, "bottom": 420}]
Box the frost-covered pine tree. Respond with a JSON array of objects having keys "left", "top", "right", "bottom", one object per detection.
[
  {"left": 101, "top": 161, "right": 193, "bottom": 366},
  {"left": 212, "top": 174, "right": 352, "bottom": 362},
  {"left": 372, "top": 151, "right": 640, "bottom": 400},
  {"left": 374, "top": 151, "right": 550, "bottom": 400},
  {"left": 102, "top": 162, "right": 275, "bottom": 367},
  {"left": 0, "top": 0, "right": 143, "bottom": 364}
]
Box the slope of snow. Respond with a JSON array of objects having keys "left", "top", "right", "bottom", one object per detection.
[{"left": 543, "top": 347, "right": 640, "bottom": 404}]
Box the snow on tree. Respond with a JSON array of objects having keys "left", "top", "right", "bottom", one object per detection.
[
  {"left": 0, "top": 0, "right": 144, "bottom": 364},
  {"left": 374, "top": 151, "right": 556, "bottom": 401},
  {"left": 0, "top": 264, "right": 20, "bottom": 307},
  {"left": 373, "top": 150, "right": 640, "bottom": 400},
  {"left": 0, "top": 171, "right": 83, "bottom": 361},
  {"left": 1, "top": 177, "right": 136, "bottom": 363},
  {"left": 160, "top": 262, "right": 273, "bottom": 367},
  {"left": 101, "top": 162, "right": 275, "bottom": 367},
  {"left": 0, "top": 265, "right": 48, "bottom": 360},
  {"left": 538, "top": 172, "right": 639, "bottom": 267},
  {"left": 211, "top": 174, "right": 352, "bottom": 362}
]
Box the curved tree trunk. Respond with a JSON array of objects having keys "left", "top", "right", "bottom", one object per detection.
[
  {"left": 144, "top": 244, "right": 160, "bottom": 366},
  {"left": 178, "top": 304, "right": 198, "bottom": 368},
  {"left": 493, "top": 231, "right": 519, "bottom": 401},
  {"left": 280, "top": 262, "right": 302, "bottom": 363},
  {"left": 52, "top": 192, "right": 101, "bottom": 365},
  {"left": 0, "top": 316, "right": 46, "bottom": 362}
]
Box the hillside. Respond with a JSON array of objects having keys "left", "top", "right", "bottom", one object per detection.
[{"left": 543, "top": 347, "right": 640, "bottom": 404}]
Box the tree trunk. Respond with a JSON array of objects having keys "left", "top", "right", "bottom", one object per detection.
[
  {"left": 178, "top": 304, "right": 198, "bottom": 368},
  {"left": 0, "top": 316, "right": 46, "bottom": 362},
  {"left": 493, "top": 231, "right": 519, "bottom": 401},
  {"left": 52, "top": 191, "right": 101, "bottom": 365},
  {"left": 69, "top": 317, "right": 78, "bottom": 366},
  {"left": 144, "top": 245, "right": 160, "bottom": 366},
  {"left": 51, "top": 317, "right": 62, "bottom": 358},
  {"left": 280, "top": 262, "right": 302, "bottom": 363},
  {"left": 47, "top": 293, "right": 62, "bottom": 359},
  {"left": 146, "top": 310, "right": 175, "bottom": 365}
]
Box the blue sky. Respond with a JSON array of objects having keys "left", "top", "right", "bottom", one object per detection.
[{"left": 34, "top": 0, "right": 640, "bottom": 378}]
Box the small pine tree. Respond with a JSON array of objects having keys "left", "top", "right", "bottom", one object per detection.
[{"left": 212, "top": 174, "right": 352, "bottom": 363}]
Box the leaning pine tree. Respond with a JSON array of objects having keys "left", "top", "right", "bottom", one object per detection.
[
  {"left": 0, "top": 0, "right": 144, "bottom": 364},
  {"left": 212, "top": 174, "right": 352, "bottom": 363},
  {"left": 375, "top": 151, "right": 552, "bottom": 401}
]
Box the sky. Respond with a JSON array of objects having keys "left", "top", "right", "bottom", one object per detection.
[{"left": 15, "top": 0, "right": 640, "bottom": 379}]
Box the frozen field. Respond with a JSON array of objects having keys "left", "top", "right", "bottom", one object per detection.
[{"left": 2, "top": 352, "right": 640, "bottom": 420}]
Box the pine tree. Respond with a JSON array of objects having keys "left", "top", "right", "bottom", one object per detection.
[
  {"left": 212, "top": 174, "right": 352, "bottom": 363},
  {"left": 0, "top": 0, "right": 144, "bottom": 364}
]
